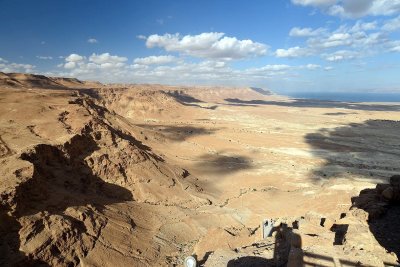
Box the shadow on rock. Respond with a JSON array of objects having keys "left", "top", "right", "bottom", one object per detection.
[
  {"left": 166, "top": 90, "right": 204, "bottom": 104},
  {"left": 17, "top": 133, "right": 133, "bottom": 217},
  {"left": 351, "top": 175, "right": 400, "bottom": 260},
  {"left": 166, "top": 91, "right": 218, "bottom": 110},
  {"left": 0, "top": 131, "right": 133, "bottom": 266},
  {"left": 0, "top": 207, "right": 50, "bottom": 266}
]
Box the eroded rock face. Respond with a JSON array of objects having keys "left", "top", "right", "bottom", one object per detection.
[
  {"left": 350, "top": 175, "right": 400, "bottom": 261},
  {"left": 0, "top": 94, "right": 208, "bottom": 266},
  {"left": 202, "top": 190, "right": 400, "bottom": 267},
  {"left": 1, "top": 74, "right": 399, "bottom": 266}
]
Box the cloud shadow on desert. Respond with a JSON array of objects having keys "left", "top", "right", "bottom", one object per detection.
[
  {"left": 136, "top": 124, "right": 220, "bottom": 142},
  {"left": 225, "top": 98, "right": 400, "bottom": 112},
  {"left": 192, "top": 153, "right": 254, "bottom": 176},
  {"left": 304, "top": 119, "right": 400, "bottom": 181}
]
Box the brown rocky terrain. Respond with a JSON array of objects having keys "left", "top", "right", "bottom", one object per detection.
[{"left": 0, "top": 72, "right": 399, "bottom": 266}]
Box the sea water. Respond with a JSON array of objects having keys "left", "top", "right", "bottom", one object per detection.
[{"left": 285, "top": 92, "right": 400, "bottom": 102}]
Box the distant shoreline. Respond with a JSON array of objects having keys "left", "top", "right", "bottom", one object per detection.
[{"left": 284, "top": 92, "right": 400, "bottom": 103}]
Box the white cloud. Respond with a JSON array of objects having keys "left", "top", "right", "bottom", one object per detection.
[
  {"left": 145, "top": 32, "right": 268, "bottom": 60},
  {"left": 388, "top": 41, "right": 400, "bottom": 52},
  {"left": 294, "top": 0, "right": 400, "bottom": 18},
  {"left": 88, "top": 38, "right": 98, "bottom": 43},
  {"left": 136, "top": 35, "right": 147, "bottom": 40},
  {"left": 275, "top": 46, "right": 313, "bottom": 58},
  {"left": 60, "top": 52, "right": 130, "bottom": 80},
  {"left": 391, "top": 45, "right": 400, "bottom": 52},
  {"left": 383, "top": 15, "right": 400, "bottom": 31},
  {"left": 64, "top": 62, "right": 77, "bottom": 69},
  {"left": 324, "top": 33, "right": 351, "bottom": 47},
  {"left": 303, "top": 64, "right": 321, "bottom": 70},
  {"left": 289, "top": 27, "right": 326, "bottom": 37},
  {"left": 0, "top": 59, "right": 35, "bottom": 73},
  {"left": 54, "top": 51, "right": 321, "bottom": 85},
  {"left": 323, "top": 50, "right": 358, "bottom": 61},
  {"left": 279, "top": 20, "right": 393, "bottom": 62},
  {"left": 328, "top": 0, "right": 374, "bottom": 18},
  {"left": 292, "top": 0, "right": 337, "bottom": 7},
  {"left": 36, "top": 56, "right": 53, "bottom": 60},
  {"left": 66, "top": 54, "right": 84, "bottom": 62},
  {"left": 324, "top": 66, "right": 334, "bottom": 71},
  {"left": 254, "top": 65, "right": 291, "bottom": 71},
  {"left": 134, "top": 55, "right": 176, "bottom": 65},
  {"left": 368, "top": 0, "right": 400, "bottom": 16},
  {"left": 308, "top": 32, "right": 352, "bottom": 49},
  {"left": 350, "top": 21, "right": 377, "bottom": 32},
  {"left": 88, "top": 53, "right": 127, "bottom": 64}
]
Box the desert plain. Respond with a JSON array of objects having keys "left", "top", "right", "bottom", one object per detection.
[{"left": 0, "top": 72, "right": 399, "bottom": 266}]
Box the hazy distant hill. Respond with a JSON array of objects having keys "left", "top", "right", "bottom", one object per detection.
[{"left": 0, "top": 72, "right": 103, "bottom": 89}]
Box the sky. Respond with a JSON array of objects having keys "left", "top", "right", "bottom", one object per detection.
[{"left": 1, "top": 0, "right": 400, "bottom": 93}]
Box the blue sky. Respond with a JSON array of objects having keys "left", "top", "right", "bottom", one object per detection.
[{"left": 1, "top": 0, "right": 400, "bottom": 93}]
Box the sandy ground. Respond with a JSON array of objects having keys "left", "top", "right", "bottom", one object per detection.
[
  {"left": 0, "top": 72, "right": 399, "bottom": 266},
  {"left": 124, "top": 89, "right": 400, "bottom": 266}
]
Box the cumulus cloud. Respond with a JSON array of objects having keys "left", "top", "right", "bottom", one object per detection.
[
  {"left": 62, "top": 52, "right": 128, "bottom": 75},
  {"left": 388, "top": 41, "right": 400, "bottom": 52},
  {"left": 36, "top": 56, "right": 53, "bottom": 60},
  {"left": 87, "top": 38, "right": 98, "bottom": 43},
  {"left": 323, "top": 50, "right": 358, "bottom": 61},
  {"left": 145, "top": 32, "right": 268, "bottom": 60},
  {"left": 64, "top": 62, "right": 77, "bottom": 69},
  {"left": 276, "top": 19, "right": 392, "bottom": 62},
  {"left": 383, "top": 15, "right": 400, "bottom": 31},
  {"left": 350, "top": 21, "right": 377, "bottom": 32},
  {"left": 328, "top": 0, "right": 374, "bottom": 18},
  {"left": 252, "top": 64, "right": 291, "bottom": 71},
  {"left": 303, "top": 64, "right": 321, "bottom": 70},
  {"left": 89, "top": 53, "right": 127, "bottom": 64},
  {"left": 308, "top": 33, "right": 352, "bottom": 48},
  {"left": 54, "top": 51, "right": 326, "bottom": 85},
  {"left": 66, "top": 54, "right": 84, "bottom": 62},
  {"left": 367, "top": 0, "right": 400, "bottom": 16},
  {"left": 136, "top": 35, "right": 147, "bottom": 40},
  {"left": 0, "top": 58, "right": 35, "bottom": 73},
  {"left": 292, "top": 0, "right": 337, "bottom": 7},
  {"left": 293, "top": 0, "right": 400, "bottom": 18},
  {"left": 63, "top": 54, "right": 85, "bottom": 69},
  {"left": 391, "top": 45, "right": 400, "bottom": 52},
  {"left": 275, "top": 46, "right": 313, "bottom": 58},
  {"left": 292, "top": 0, "right": 400, "bottom": 18},
  {"left": 134, "top": 55, "right": 176, "bottom": 65},
  {"left": 289, "top": 27, "right": 326, "bottom": 37}
]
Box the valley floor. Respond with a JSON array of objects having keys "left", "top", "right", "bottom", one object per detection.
[{"left": 0, "top": 75, "right": 399, "bottom": 266}]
